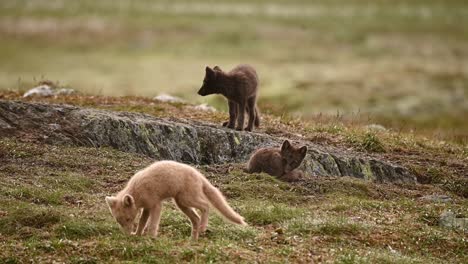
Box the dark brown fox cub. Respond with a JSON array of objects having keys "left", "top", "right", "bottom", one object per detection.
[
  {"left": 198, "top": 64, "right": 260, "bottom": 132},
  {"left": 247, "top": 140, "right": 307, "bottom": 182}
]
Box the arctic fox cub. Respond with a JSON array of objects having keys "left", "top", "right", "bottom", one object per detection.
[
  {"left": 105, "top": 160, "right": 246, "bottom": 240},
  {"left": 197, "top": 64, "right": 260, "bottom": 131},
  {"left": 247, "top": 140, "right": 307, "bottom": 182}
]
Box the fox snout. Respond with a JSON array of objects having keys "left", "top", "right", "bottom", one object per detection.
[
  {"left": 198, "top": 86, "right": 208, "bottom": 96},
  {"left": 121, "top": 225, "right": 133, "bottom": 235},
  {"left": 284, "top": 164, "right": 294, "bottom": 174}
]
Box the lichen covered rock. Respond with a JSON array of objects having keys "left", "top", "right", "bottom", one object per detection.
[{"left": 0, "top": 100, "right": 416, "bottom": 183}]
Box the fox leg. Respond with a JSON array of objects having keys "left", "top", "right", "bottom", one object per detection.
[
  {"left": 235, "top": 100, "right": 246, "bottom": 131},
  {"left": 223, "top": 100, "right": 237, "bottom": 129},
  {"left": 254, "top": 106, "right": 260, "bottom": 127},
  {"left": 183, "top": 196, "right": 210, "bottom": 234},
  {"left": 245, "top": 104, "right": 260, "bottom": 128},
  {"left": 135, "top": 208, "right": 150, "bottom": 236},
  {"left": 279, "top": 170, "right": 304, "bottom": 182},
  {"left": 245, "top": 97, "right": 257, "bottom": 131},
  {"left": 175, "top": 199, "right": 201, "bottom": 240},
  {"left": 198, "top": 205, "right": 210, "bottom": 233},
  {"left": 146, "top": 203, "right": 163, "bottom": 238}
]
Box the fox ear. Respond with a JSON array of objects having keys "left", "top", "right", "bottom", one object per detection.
[
  {"left": 299, "top": 146, "right": 308, "bottom": 156},
  {"left": 205, "top": 66, "right": 215, "bottom": 77},
  {"left": 123, "top": 194, "right": 134, "bottom": 207},
  {"left": 281, "top": 140, "right": 291, "bottom": 152},
  {"left": 105, "top": 196, "right": 116, "bottom": 208}
]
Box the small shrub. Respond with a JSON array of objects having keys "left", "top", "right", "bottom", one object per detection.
[
  {"left": 442, "top": 177, "right": 468, "bottom": 198},
  {"left": 361, "top": 132, "right": 385, "bottom": 152},
  {"left": 419, "top": 210, "right": 440, "bottom": 226}
]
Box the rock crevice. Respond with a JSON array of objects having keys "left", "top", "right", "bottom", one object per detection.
[{"left": 0, "top": 100, "right": 416, "bottom": 183}]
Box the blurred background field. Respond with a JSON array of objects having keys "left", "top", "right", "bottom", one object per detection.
[{"left": 1, "top": 0, "right": 467, "bottom": 143}]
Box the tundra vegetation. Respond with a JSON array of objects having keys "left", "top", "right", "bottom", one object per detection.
[
  {"left": 0, "top": 92, "right": 466, "bottom": 263},
  {"left": 0, "top": 0, "right": 467, "bottom": 263},
  {"left": 1, "top": 0, "right": 467, "bottom": 143}
]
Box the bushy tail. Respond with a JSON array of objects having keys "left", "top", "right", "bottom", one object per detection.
[
  {"left": 202, "top": 180, "right": 247, "bottom": 226},
  {"left": 254, "top": 107, "right": 260, "bottom": 127}
]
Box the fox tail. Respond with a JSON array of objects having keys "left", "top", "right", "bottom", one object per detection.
[{"left": 202, "top": 180, "right": 247, "bottom": 226}]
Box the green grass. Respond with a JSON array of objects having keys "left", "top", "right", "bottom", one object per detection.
[
  {"left": 0, "top": 1, "right": 467, "bottom": 259},
  {"left": 1, "top": 185, "right": 65, "bottom": 205},
  {"left": 286, "top": 215, "right": 367, "bottom": 237},
  {"left": 0, "top": 0, "right": 467, "bottom": 143},
  {"left": 241, "top": 201, "right": 306, "bottom": 225},
  {"left": 0, "top": 137, "right": 467, "bottom": 262},
  {"left": 58, "top": 219, "right": 117, "bottom": 239},
  {"left": 217, "top": 171, "right": 305, "bottom": 203},
  {"left": 0, "top": 204, "right": 62, "bottom": 235}
]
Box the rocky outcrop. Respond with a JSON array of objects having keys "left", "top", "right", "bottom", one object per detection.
[
  {"left": 23, "top": 84, "right": 76, "bottom": 98},
  {"left": 0, "top": 100, "right": 416, "bottom": 183}
]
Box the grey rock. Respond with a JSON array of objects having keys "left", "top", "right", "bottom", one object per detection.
[
  {"left": 419, "top": 195, "right": 452, "bottom": 203},
  {"left": 23, "top": 85, "right": 54, "bottom": 98},
  {"left": 192, "top": 103, "right": 216, "bottom": 112},
  {"left": 365, "top": 124, "right": 387, "bottom": 132},
  {"left": 153, "top": 94, "right": 185, "bottom": 103},
  {"left": 23, "top": 85, "right": 76, "bottom": 98},
  {"left": 0, "top": 100, "right": 417, "bottom": 184},
  {"left": 0, "top": 118, "right": 12, "bottom": 129},
  {"left": 439, "top": 211, "right": 468, "bottom": 231},
  {"left": 48, "top": 123, "right": 62, "bottom": 131},
  {"left": 55, "top": 88, "right": 76, "bottom": 95}
]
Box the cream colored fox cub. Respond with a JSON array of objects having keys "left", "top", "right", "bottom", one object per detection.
[{"left": 105, "top": 160, "right": 246, "bottom": 240}]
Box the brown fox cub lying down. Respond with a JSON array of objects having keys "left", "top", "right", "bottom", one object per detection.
[
  {"left": 105, "top": 160, "right": 247, "bottom": 240},
  {"left": 197, "top": 64, "right": 260, "bottom": 132},
  {"left": 247, "top": 140, "right": 307, "bottom": 182}
]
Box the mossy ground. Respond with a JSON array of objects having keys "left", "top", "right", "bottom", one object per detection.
[
  {"left": 0, "top": 94, "right": 467, "bottom": 263},
  {"left": 2, "top": 91, "right": 467, "bottom": 196}
]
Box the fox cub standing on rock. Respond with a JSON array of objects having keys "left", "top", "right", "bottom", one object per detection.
[
  {"left": 105, "top": 160, "right": 246, "bottom": 240},
  {"left": 247, "top": 140, "right": 307, "bottom": 182},
  {"left": 198, "top": 64, "right": 260, "bottom": 132}
]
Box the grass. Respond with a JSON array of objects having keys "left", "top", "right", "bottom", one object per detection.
[
  {"left": 0, "top": 1, "right": 467, "bottom": 261},
  {"left": 0, "top": 205, "right": 62, "bottom": 235},
  {"left": 241, "top": 201, "right": 305, "bottom": 225},
  {"left": 0, "top": 136, "right": 467, "bottom": 263},
  {"left": 2, "top": 185, "right": 65, "bottom": 205},
  {"left": 0, "top": 0, "right": 467, "bottom": 143},
  {"left": 1, "top": 91, "right": 467, "bottom": 197}
]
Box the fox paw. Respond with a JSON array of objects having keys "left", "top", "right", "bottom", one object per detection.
[
  {"left": 245, "top": 126, "right": 253, "bottom": 132},
  {"left": 281, "top": 170, "right": 304, "bottom": 182},
  {"left": 223, "top": 121, "right": 236, "bottom": 129}
]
